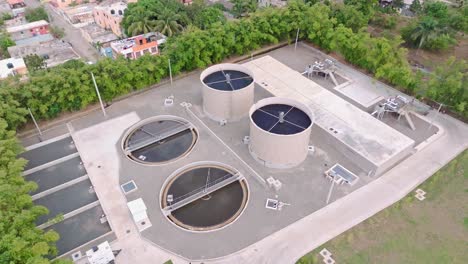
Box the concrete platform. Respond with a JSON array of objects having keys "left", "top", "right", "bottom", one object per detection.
[
  {"left": 243, "top": 56, "right": 415, "bottom": 176},
  {"left": 20, "top": 134, "right": 115, "bottom": 261},
  {"left": 35, "top": 179, "right": 98, "bottom": 225},
  {"left": 45, "top": 205, "right": 112, "bottom": 256},
  {"left": 22, "top": 43, "right": 468, "bottom": 264},
  {"left": 20, "top": 136, "right": 76, "bottom": 171},
  {"left": 26, "top": 156, "right": 86, "bottom": 195}
]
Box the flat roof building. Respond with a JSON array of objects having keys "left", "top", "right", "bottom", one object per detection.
[
  {"left": 63, "top": 4, "right": 96, "bottom": 27},
  {"left": 0, "top": 57, "right": 27, "bottom": 79},
  {"left": 80, "top": 23, "right": 119, "bottom": 45},
  {"left": 51, "top": 0, "right": 96, "bottom": 10},
  {"left": 7, "top": 20, "right": 50, "bottom": 41},
  {"left": 6, "top": 0, "right": 24, "bottom": 9},
  {"left": 14, "top": 33, "right": 54, "bottom": 46},
  {"left": 110, "top": 32, "right": 166, "bottom": 60},
  {"left": 243, "top": 56, "right": 415, "bottom": 176},
  {"left": 8, "top": 40, "right": 80, "bottom": 68},
  {"left": 93, "top": 0, "right": 127, "bottom": 37}
]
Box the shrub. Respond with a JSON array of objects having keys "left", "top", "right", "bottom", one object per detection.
[
  {"left": 372, "top": 13, "right": 397, "bottom": 29},
  {"left": 422, "top": 33, "right": 456, "bottom": 50}
]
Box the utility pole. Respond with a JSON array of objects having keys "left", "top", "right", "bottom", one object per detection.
[
  {"left": 294, "top": 28, "right": 300, "bottom": 51},
  {"left": 28, "top": 108, "right": 43, "bottom": 142},
  {"left": 91, "top": 72, "right": 107, "bottom": 117},
  {"left": 168, "top": 58, "right": 173, "bottom": 86}
]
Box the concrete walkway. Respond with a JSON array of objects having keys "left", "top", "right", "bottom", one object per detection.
[
  {"left": 70, "top": 108, "right": 468, "bottom": 264},
  {"left": 71, "top": 113, "right": 186, "bottom": 264},
  {"left": 205, "top": 111, "right": 468, "bottom": 264},
  {"left": 20, "top": 42, "right": 468, "bottom": 263}
]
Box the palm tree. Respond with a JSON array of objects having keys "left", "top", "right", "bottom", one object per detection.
[
  {"left": 410, "top": 17, "right": 443, "bottom": 51},
  {"left": 127, "top": 18, "right": 157, "bottom": 36},
  {"left": 154, "top": 9, "right": 184, "bottom": 37}
]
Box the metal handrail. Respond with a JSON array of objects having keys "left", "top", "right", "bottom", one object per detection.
[
  {"left": 164, "top": 172, "right": 242, "bottom": 213},
  {"left": 125, "top": 123, "right": 191, "bottom": 153}
]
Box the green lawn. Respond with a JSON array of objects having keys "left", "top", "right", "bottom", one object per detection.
[{"left": 297, "top": 150, "right": 468, "bottom": 264}]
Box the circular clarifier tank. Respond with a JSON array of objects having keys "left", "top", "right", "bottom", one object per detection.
[
  {"left": 122, "top": 116, "right": 197, "bottom": 165},
  {"left": 249, "top": 97, "right": 314, "bottom": 168},
  {"left": 161, "top": 162, "right": 248, "bottom": 232},
  {"left": 201, "top": 63, "right": 254, "bottom": 122}
]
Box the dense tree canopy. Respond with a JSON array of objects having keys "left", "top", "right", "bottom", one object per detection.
[
  {"left": 0, "top": 32, "right": 14, "bottom": 59},
  {"left": 123, "top": 0, "right": 228, "bottom": 36},
  {"left": 24, "top": 54, "right": 47, "bottom": 71},
  {"left": 0, "top": 118, "right": 70, "bottom": 264},
  {"left": 122, "top": 0, "right": 189, "bottom": 36},
  {"left": 425, "top": 57, "right": 467, "bottom": 113},
  {"left": 25, "top": 6, "right": 49, "bottom": 22}
]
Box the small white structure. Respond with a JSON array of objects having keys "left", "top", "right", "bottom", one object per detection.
[
  {"left": 0, "top": 57, "right": 27, "bottom": 79},
  {"left": 127, "top": 198, "right": 150, "bottom": 231},
  {"left": 85, "top": 241, "right": 114, "bottom": 264}
]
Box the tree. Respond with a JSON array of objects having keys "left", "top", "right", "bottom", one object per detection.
[
  {"left": 0, "top": 119, "right": 71, "bottom": 264},
  {"left": 0, "top": 32, "right": 14, "bottom": 59},
  {"left": 154, "top": 9, "right": 184, "bottom": 37},
  {"left": 423, "top": 1, "right": 449, "bottom": 20},
  {"left": 231, "top": 0, "right": 257, "bottom": 18},
  {"left": 410, "top": 0, "right": 422, "bottom": 14},
  {"left": 127, "top": 18, "right": 157, "bottom": 36},
  {"left": 343, "top": 0, "right": 378, "bottom": 19},
  {"left": 194, "top": 6, "right": 226, "bottom": 29},
  {"left": 425, "top": 57, "right": 467, "bottom": 114},
  {"left": 333, "top": 4, "right": 369, "bottom": 32},
  {"left": 122, "top": 0, "right": 189, "bottom": 36},
  {"left": 50, "top": 26, "right": 65, "bottom": 38},
  {"left": 24, "top": 54, "right": 47, "bottom": 71},
  {"left": 410, "top": 16, "right": 443, "bottom": 50},
  {"left": 25, "top": 6, "right": 49, "bottom": 22}
]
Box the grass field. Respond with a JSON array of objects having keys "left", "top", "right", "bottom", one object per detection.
[{"left": 297, "top": 150, "right": 468, "bottom": 264}]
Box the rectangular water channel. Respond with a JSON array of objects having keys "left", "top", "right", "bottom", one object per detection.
[
  {"left": 45, "top": 205, "right": 111, "bottom": 256},
  {"left": 35, "top": 179, "right": 98, "bottom": 225},
  {"left": 20, "top": 136, "right": 77, "bottom": 171},
  {"left": 26, "top": 156, "right": 86, "bottom": 195}
]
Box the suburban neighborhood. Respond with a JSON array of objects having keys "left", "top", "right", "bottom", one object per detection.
[{"left": 0, "top": 0, "right": 466, "bottom": 264}]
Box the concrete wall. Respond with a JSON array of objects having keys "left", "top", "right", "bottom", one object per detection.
[
  {"left": 316, "top": 124, "right": 414, "bottom": 177},
  {"left": 201, "top": 63, "right": 255, "bottom": 122},
  {"left": 9, "top": 25, "right": 49, "bottom": 41},
  {"left": 248, "top": 97, "right": 313, "bottom": 169},
  {"left": 92, "top": 2, "right": 125, "bottom": 37}
]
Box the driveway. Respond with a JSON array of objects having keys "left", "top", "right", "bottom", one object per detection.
[{"left": 22, "top": 0, "right": 99, "bottom": 62}]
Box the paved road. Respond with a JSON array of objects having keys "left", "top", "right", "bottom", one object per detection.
[{"left": 22, "top": 0, "right": 99, "bottom": 62}]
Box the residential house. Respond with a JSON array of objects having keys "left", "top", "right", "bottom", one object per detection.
[
  {"left": 7, "top": 20, "right": 50, "bottom": 41},
  {"left": 80, "top": 23, "right": 119, "bottom": 46},
  {"left": 0, "top": 57, "right": 27, "bottom": 79},
  {"left": 8, "top": 39, "right": 80, "bottom": 68},
  {"left": 63, "top": 3, "right": 96, "bottom": 27},
  {"left": 110, "top": 32, "right": 166, "bottom": 59},
  {"left": 52, "top": 0, "right": 96, "bottom": 10},
  {"left": 93, "top": 1, "right": 127, "bottom": 37},
  {"left": 6, "top": 0, "right": 25, "bottom": 9}
]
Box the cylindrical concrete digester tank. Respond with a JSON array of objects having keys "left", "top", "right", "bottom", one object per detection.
[
  {"left": 201, "top": 63, "right": 254, "bottom": 122},
  {"left": 249, "top": 97, "right": 314, "bottom": 169}
]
